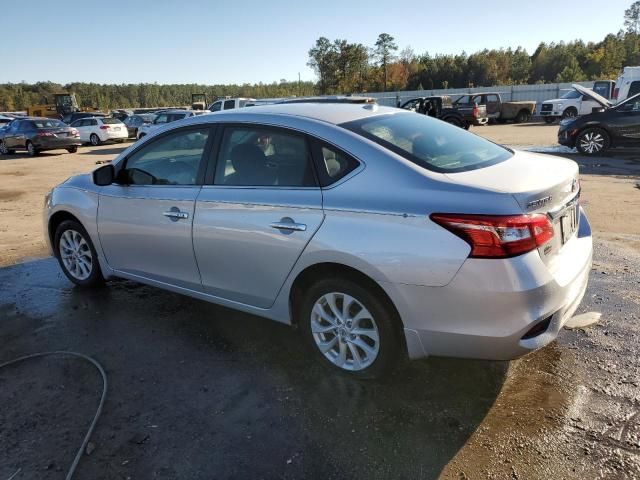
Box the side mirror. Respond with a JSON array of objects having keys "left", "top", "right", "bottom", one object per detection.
[{"left": 93, "top": 164, "right": 115, "bottom": 186}]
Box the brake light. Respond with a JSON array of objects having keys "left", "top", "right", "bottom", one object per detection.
[
  {"left": 613, "top": 88, "right": 619, "bottom": 100},
  {"left": 100, "top": 125, "right": 110, "bottom": 130},
  {"left": 430, "top": 213, "right": 554, "bottom": 258},
  {"left": 472, "top": 105, "right": 478, "bottom": 118}
]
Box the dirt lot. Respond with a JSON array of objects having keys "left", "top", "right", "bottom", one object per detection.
[{"left": 1, "top": 124, "right": 640, "bottom": 479}]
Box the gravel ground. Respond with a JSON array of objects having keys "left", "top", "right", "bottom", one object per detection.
[{"left": 0, "top": 124, "right": 639, "bottom": 479}]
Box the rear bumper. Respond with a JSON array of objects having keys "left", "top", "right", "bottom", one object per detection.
[
  {"left": 387, "top": 207, "right": 593, "bottom": 361},
  {"left": 100, "top": 129, "right": 128, "bottom": 141},
  {"left": 34, "top": 138, "right": 82, "bottom": 150}
]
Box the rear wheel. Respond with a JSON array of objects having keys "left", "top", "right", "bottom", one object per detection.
[
  {"left": 299, "top": 277, "right": 402, "bottom": 379},
  {"left": 515, "top": 110, "right": 530, "bottom": 123},
  {"left": 0, "top": 140, "right": 14, "bottom": 154},
  {"left": 444, "top": 117, "right": 464, "bottom": 128},
  {"left": 67, "top": 146, "right": 78, "bottom": 153},
  {"left": 26, "top": 141, "right": 38, "bottom": 156},
  {"left": 90, "top": 134, "right": 101, "bottom": 146},
  {"left": 543, "top": 117, "right": 555, "bottom": 124},
  {"left": 576, "top": 127, "right": 610, "bottom": 155},
  {"left": 54, "top": 220, "right": 104, "bottom": 287}
]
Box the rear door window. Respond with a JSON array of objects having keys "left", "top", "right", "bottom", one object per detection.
[
  {"left": 312, "top": 142, "right": 360, "bottom": 186},
  {"left": 214, "top": 126, "right": 316, "bottom": 187}
]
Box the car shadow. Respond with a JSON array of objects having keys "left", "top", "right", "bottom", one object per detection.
[
  {"left": 0, "top": 257, "right": 508, "bottom": 479},
  {"left": 0, "top": 151, "right": 66, "bottom": 161},
  {"left": 80, "top": 145, "right": 131, "bottom": 156}
]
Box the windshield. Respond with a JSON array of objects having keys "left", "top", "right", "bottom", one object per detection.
[
  {"left": 560, "top": 90, "right": 581, "bottom": 99},
  {"left": 341, "top": 112, "right": 512, "bottom": 173}
]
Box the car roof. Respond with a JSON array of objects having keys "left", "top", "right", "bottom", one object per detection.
[{"left": 204, "top": 102, "right": 398, "bottom": 125}]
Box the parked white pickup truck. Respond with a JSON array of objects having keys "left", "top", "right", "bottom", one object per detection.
[
  {"left": 540, "top": 81, "right": 615, "bottom": 123},
  {"left": 207, "top": 97, "right": 255, "bottom": 112}
]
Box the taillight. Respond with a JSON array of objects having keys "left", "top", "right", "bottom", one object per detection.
[
  {"left": 612, "top": 88, "right": 619, "bottom": 100},
  {"left": 100, "top": 125, "right": 109, "bottom": 130},
  {"left": 472, "top": 105, "right": 478, "bottom": 118},
  {"left": 430, "top": 213, "right": 554, "bottom": 258}
]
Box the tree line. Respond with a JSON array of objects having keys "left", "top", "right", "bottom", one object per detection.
[
  {"left": 308, "top": 30, "right": 640, "bottom": 94},
  {"left": 0, "top": 80, "right": 317, "bottom": 112},
  {"left": 2, "top": 2, "right": 640, "bottom": 111}
]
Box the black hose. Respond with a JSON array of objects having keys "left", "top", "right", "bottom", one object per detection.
[{"left": 0, "top": 351, "right": 108, "bottom": 480}]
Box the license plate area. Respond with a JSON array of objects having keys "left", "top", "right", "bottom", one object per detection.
[{"left": 560, "top": 205, "right": 578, "bottom": 244}]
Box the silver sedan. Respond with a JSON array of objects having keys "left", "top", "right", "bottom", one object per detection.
[{"left": 43, "top": 103, "right": 592, "bottom": 378}]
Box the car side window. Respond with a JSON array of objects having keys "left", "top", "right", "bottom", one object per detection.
[
  {"left": 154, "top": 114, "right": 169, "bottom": 124},
  {"left": 214, "top": 126, "right": 316, "bottom": 187},
  {"left": 210, "top": 102, "right": 222, "bottom": 112},
  {"left": 91, "top": 119, "right": 98, "bottom": 126},
  {"left": 18, "top": 121, "right": 32, "bottom": 132},
  {"left": 70, "top": 120, "right": 81, "bottom": 127},
  {"left": 120, "top": 128, "right": 210, "bottom": 186},
  {"left": 223, "top": 100, "right": 235, "bottom": 110},
  {"left": 312, "top": 142, "right": 360, "bottom": 187}
]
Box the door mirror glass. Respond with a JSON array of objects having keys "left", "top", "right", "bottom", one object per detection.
[{"left": 93, "top": 164, "right": 115, "bottom": 186}]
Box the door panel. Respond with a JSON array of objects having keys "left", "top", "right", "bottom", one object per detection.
[
  {"left": 193, "top": 188, "right": 324, "bottom": 308},
  {"left": 98, "top": 186, "right": 202, "bottom": 289}
]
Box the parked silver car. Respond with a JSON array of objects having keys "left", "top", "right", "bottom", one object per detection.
[{"left": 44, "top": 104, "right": 592, "bottom": 378}]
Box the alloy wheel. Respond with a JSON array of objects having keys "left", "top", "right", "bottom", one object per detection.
[
  {"left": 310, "top": 292, "right": 380, "bottom": 371},
  {"left": 27, "top": 142, "right": 35, "bottom": 155},
  {"left": 90, "top": 134, "right": 99, "bottom": 146},
  {"left": 59, "top": 229, "right": 93, "bottom": 281},
  {"left": 0, "top": 141, "right": 7, "bottom": 154},
  {"left": 579, "top": 131, "right": 604, "bottom": 154}
]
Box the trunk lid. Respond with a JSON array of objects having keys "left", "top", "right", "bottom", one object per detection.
[{"left": 444, "top": 150, "right": 581, "bottom": 260}]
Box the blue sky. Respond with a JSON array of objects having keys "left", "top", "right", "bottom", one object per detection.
[{"left": 0, "top": 0, "right": 632, "bottom": 85}]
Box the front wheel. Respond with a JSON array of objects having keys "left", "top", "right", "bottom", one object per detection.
[
  {"left": 0, "top": 140, "right": 14, "bottom": 155},
  {"left": 54, "top": 220, "right": 104, "bottom": 287},
  {"left": 561, "top": 108, "right": 578, "bottom": 120},
  {"left": 67, "top": 146, "right": 78, "bottom": 153},
  {"left": 576, "top": 127, "right": 610, "bottom": 155},
  {"left": 299, "top": 278, "right": 402, "bottom": 379},
  {"left": 90, "top": 134, "right": 101, "bottom": 146},
  {"left": 444, "top": 117, "right": 464, "bottom": 129}
]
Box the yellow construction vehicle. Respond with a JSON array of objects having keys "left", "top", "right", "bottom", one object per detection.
[
  {"left": 191, "top": 93, "right": 207, "bottom": 110},
  {"left": 26, "top": 93, "right": 81, "bottom": 119}
]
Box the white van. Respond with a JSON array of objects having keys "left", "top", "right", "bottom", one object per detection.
[{"left": 613, "top": 66, "right": 640, "bottom": 103}]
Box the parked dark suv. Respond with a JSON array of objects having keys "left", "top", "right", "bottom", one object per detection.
[
  {"left": 558, "top": 85, "right": 640, "bottom": 155},
  {"left": 0, "top": 118, "right": 82, "bottom": 156}
]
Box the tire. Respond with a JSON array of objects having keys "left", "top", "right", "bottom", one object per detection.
[
  {"left": 90, "top": 134, "right": 101, "bottom": 146},
  {"left": 463, "top": 123, "right": 471, "bottom": 130},
  {"left": 575, "top": 127, "right": 610, "bottom": 155},
  {"left": 543, "top": 117, "right": 556, "bottom": 124},
  {"left": 138, "top": 133, "right": 146, "bottom": 140},
  {"left": 298, "top": 277, "right": 402, "bottom": 379},
  {"left": 0, "top": 140, "right": 14, "bottom": 155},
  {"left": 67, "top": 146, "right": 78, "bottom": 153},
  {"left": 26, "top": 141, "right": 38, "bottom": 156},
  {"left": 444, "top": 117, "right": 464, "bottom": 129},
  {"left": 561, "top": 107, "right": 578, "bottom": 120},
  {"left": 54, "top": 220, "right": 104, "bottom": 287},
  {"left": 515, "top": 110, "right": 530, "bottom": 123}
]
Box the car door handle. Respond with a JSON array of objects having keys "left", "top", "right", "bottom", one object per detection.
[
  {"left": 270, "top": 220, "right": 307, "bottom": 232},
  {"left": 163, "top": 210, "right": 189, "bottom": 220}
]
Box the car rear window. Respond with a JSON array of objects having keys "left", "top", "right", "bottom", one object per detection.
[
  {"left": 340, "top": 112, "right": 512, "bottom": 173},
  {"left": 32, "top": 119, "right": 65, "bottom": 128},
  {"left": 102, "top": 118, "right": 122, "bottom": 124}
]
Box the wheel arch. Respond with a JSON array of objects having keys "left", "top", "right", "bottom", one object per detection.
[
  {"left": 48, "top": 210, "right": 84, "bottom": 255},
  {"left": 576, "top": 123, "right": 613, "bottom": 146},
  {"left": 288, "top": 262, "right": 408, "bottom": 355}
]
